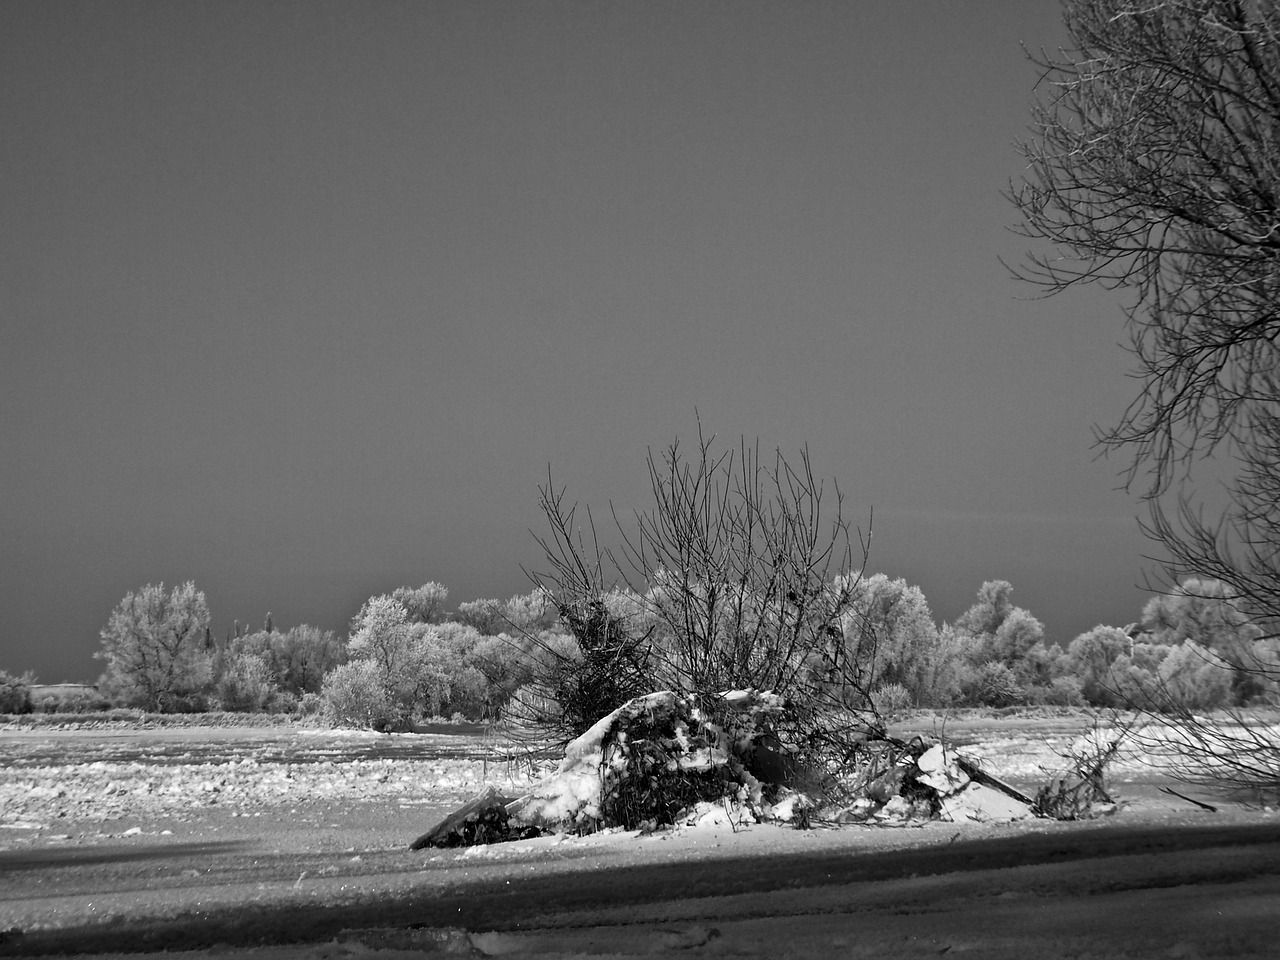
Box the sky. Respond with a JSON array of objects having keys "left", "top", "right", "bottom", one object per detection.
[{"left": 2, "top": 1, "right": 1159, "bottom": 684}]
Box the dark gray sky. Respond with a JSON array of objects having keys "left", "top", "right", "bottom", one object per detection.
[{"left": 3, "top": 1, "right": 1153, "bottom": 683}]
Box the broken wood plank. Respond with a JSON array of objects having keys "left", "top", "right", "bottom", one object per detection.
[
  {"left": 1160, "top": 786, "right": 1217, "bottom": 813},
  {"left": 955, "top": 756, "right": 1034, "bottom": 806}
]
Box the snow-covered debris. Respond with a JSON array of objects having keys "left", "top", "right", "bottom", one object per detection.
[
  {"left": 507, "top": 691, "right": 752, "bottom": 834},
  {"left": 915, "top": 744, "right": 970, "bottom": 795},
  {"left": 815, "top": 736, "right": 1035, "bottom": 825},
  {"left": 940, "top": 782, "right": 1034, "bottom": 823},
  {"left": 411, "top": 692, "right": 1042, "bottom": 848}
]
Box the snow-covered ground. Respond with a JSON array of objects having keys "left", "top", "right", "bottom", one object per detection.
[
  {"left": 0, "top": 726, "right": 537, "bottom": 831},
  {"left": 0, "top": 753, "right": 533, "bottom": 829},
  {"left": 0, "top": 714, "right": 1244, "bottom": 832}
]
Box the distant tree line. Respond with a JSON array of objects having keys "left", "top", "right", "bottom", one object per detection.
[{"left": 2, "top": 573, "right": 1273, "bottom": 724}]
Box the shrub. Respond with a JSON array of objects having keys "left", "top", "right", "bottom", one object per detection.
[
  {"left": 215, "top": 652, "right": 278, "bottom": 712},
  {"left": 0, "top": 672, "right": 33, "bottom": 714},
  {"left": 1024, "top": 675, "right": 1085, "bottom": 707},
  {"left": 265, "top": 689, "right": 300, "bottom": 715},
  {"left": 964, "top": 662, "right": 1025, "bottom": 708},
  {"left": 59, "top": 688, "right": 111, "bottom": 713},
  {"left": 31, "top": 687, "right": 111, "bottom": 713},
  {"left": 870, "top": 682, "right": 914, "bottom": 719},
  {"left": 164, "top": 691, "right": 212, "bottom": 714},
  {"left": 533, "top": 428, "right": 878, "bottom": 765},
  {"left": 320, "top": 661, "right": 398, "bottom": 731}
]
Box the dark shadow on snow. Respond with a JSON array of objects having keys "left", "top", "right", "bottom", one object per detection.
[{"left": 0, "top": 839, "right": 253, "bottom": 872}]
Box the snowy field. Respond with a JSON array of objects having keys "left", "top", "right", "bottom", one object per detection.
[{"left": 0, "top": 725, "right": 537, "bottom": 832}]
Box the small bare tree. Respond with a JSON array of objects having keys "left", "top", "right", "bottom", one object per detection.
[{"left": 529, "top": 425, "right": 877, "bottom": 767}]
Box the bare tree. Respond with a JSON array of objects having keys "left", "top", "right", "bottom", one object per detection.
[
  {"left": 1011, "top": 0, "right": 1280, "bottom": 487},
  {"left": 529, "top": 425, "right": 877, "bottom": 766},
  {"left": 1009, "top": 0, "right": 1280, "bottom": 791}
]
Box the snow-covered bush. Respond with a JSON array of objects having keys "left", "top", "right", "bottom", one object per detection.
[
  {"left": 40, "top": 686, "right": 111, "bottom": 713},
  {"left": 870, "top": 682, "right": 913, "bottom": 718},
  {"left": 215, "top": 652, "right": 277, "bottom": 713},
  {"left": 1064, "top": 625, "right": 1130, "bottom": 706},
  {"left": 0, "top": 671, "right": 33, "bottom": 714},
  {"left": 1156, "top": 641, "right": 1234, "bottom": 711},
  {"left": 963, "top": 661, "right": 1025, "bottom": 708},
  {"left": 1024, "top": 674, "right": 1085, "bottom": 707},
  {"left": 320, "top": 660, "right": 398, "bottom": 731}
]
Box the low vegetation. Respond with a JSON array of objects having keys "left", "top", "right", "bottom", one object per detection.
[{"left": 5, "top": 574, "right": 1272, "bottom": 726}]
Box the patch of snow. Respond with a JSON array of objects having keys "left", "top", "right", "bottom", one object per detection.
[
  {"left": 915, "top": 744, "right": 970, "bottom": 794},
  {"left": 939, "top": 782, "right": 1033, "bottom": 823}
]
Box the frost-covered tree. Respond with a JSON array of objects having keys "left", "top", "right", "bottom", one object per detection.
[
  {"left": 953, "top": 580, "right": 1015, "bottom": 639},
  {"left": 97, "top": 582, "right": 213, "bottom": 712},
  {"left": 840, "top": 574, "right": 944, "bottom": 706},
  {"left": 455, "top": 598, "right": 505, "bottom": 635},
  {"left": 502, "top": 588, "right": 560, "bottom": 633},
  {"left": 1065, "top": 625, "right": 1131, "bottom": 706},
  {"left": 390, "top": 582, "right": 449, "bottom": 625},
  {"left": 952, "top": 581, "right": 1047, "bottom": 676},
  {"left": 325, "top": 593, "right": 493, "bottom": 729},
  {"left": 989, "top": 608, "right": 1047, "bottom": 666},
  {"left": 1156, "top": 640, "right": 1235, "bottom": 710},
  {"left": 1143, "top": 578, "right": 1261, "bottom": 647},
  {"left": 214, "top": 651, "right": 277, "bottom": 713},
  {"left": 231, "top": 624, "right": 345, "bottom": 697},
  {"left": 420, "top": 622, "right": 491, "bottom": 717},
  {"left": 1142, "top": 577, "right": 1267, "bottom": 702},
  {"left": 340, "top": 595, "right": 433, "bottom": 728}
]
